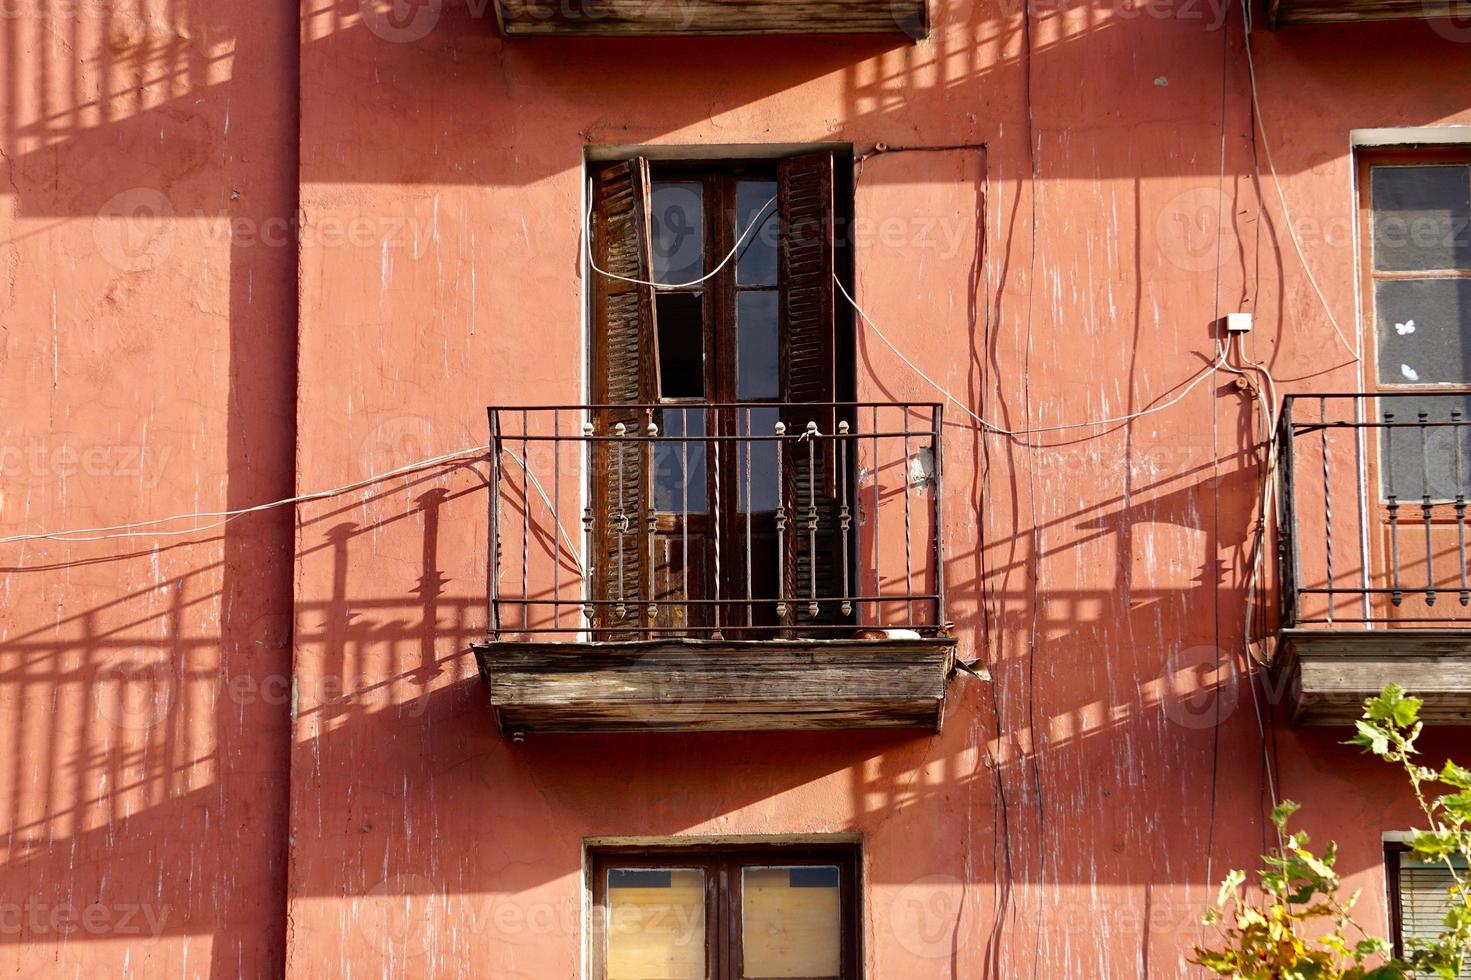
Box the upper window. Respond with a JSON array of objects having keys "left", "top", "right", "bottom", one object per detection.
[
  {"left": 1367, "top": 157, "right": 1471, "bottom": 390},
  {"left": 1360, "top": 152, "right": 1471, "bottom": 503},
  {"left": 590, "top": 844, "right": 859, "bottom": 980}
]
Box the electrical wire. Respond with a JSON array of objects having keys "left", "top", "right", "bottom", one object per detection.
[
  {"left": 835, "top": 272, "right": 1231, "bottom": 437},
  {"left": 0, "top": 444, "right": 491, "bottom": 545},
  {"left": 499, "top": 446, "right": 584, "bottom": 573},
  {"left": 585, "top": 193, "right": 776, "bottom": 291}
]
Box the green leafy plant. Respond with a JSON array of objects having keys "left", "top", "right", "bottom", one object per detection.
[{"left": 1191, "top": 685, "right": 1470, "bottom": 979}]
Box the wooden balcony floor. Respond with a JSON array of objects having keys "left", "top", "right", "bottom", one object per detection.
[
  {"left": 472, "top": 636, "right": 958, "bottom": 735},
  {"left": 1279, "top": 628, "right": 1471, "bottom": 726}
]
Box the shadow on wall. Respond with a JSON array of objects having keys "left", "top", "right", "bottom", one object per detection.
[
  {"left": 5, "top": 0, "right": 1471, "bottom": 976},
  {"left": 0, "top": 437, "right": 1442, "bottom": 946},
  {"left": 5, "top": 0, "right": 1471, "bottom": 219}
]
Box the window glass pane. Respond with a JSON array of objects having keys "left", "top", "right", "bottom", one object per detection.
[
  {"left": 652, "top": 182, "right": 705, "bottom": 286},
  {"left": 738, "top": 406, "right": 781, "bottom": 513},
  {"left": 606, "top": 867, "right": 707, "bottom": 980},
  {"left": 654, "top": 409, "right": 707, "bottom": 514},
  {"left": 737, "top": 291, "right": 780, "bottom": 400},
  {"left": 1374, "top": 278, "right": 1471, "bottom": 386},
  {"left": 741, "top": 866, "right": 841, "bottom": 979},
  {"left": 736, "top": 180, "right": 779, "bottom": 287},
  {"left": 1376, "top": 394, "right": 1471, "bottom": 502},
  {"left": 656, "top": 292, "right": 705, "bottom": 398},
  {"left": 1371, "top": 165, "right": 1471, "bottom": 273}
]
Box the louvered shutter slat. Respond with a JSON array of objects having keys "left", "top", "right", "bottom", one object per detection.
[
  {"left": 591, "top": 159, "right": 657, "bottom": 637},
  {"left": 777, "top": 152, "right": 845, "bottom": 631}
]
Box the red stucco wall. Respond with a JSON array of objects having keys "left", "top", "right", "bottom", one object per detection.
[{"left": 4, "top": 0, "right": 1471, "bottom": 976}]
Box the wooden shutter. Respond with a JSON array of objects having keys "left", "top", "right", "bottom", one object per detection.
[
  {"left": 590, "top": 158, "right": 657, "bottom": 636},
  {"left": 777, "top": 152, "right": 844, "bottom": 631}
]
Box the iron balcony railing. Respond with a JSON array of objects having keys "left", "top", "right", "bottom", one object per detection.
[
  {"left": 486, "top": 402, "right": 945, "bottom": 639},
  {"left": 1278, "top": 392, "right": 1471, "bottom": 627}
]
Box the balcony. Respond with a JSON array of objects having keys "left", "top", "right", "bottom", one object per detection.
[
  {"left": 471, "top": 401, "right": 957, "bottom": 736},
  {"left": 1266, "top": 0, "right": 1462, "bottom": 26},
  {"left": 493, "top": 0, "right": 928, "bottom": 38},
  {"left": 1276, "top": 393, "right": 1471, "bottom": 725}
]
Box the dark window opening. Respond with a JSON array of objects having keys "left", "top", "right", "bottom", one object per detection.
[{"left": 587, "top": 150, "right": 856, "bottom": 638}]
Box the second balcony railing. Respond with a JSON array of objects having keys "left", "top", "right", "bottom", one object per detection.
[{"left": 1278, "top": 392, "right": 1471, "bottom": 627}]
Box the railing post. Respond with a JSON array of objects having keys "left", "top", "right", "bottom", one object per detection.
[
  {"left": 1276, "top": 397, "right": 1299, "bottom": 628},
  {"left": 931, "top": 404, "right": 946, "bottom": 630},
  {"left": 487, "top": 408, "right": 503, "bottom": 639}
]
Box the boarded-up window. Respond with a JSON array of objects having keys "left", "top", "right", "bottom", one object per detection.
[{"left": 591, "top": 845, "right": 858, "bottom": 980}]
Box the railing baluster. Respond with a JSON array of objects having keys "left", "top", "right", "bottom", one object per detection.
[
  {"left": 711, "top": 407, "right": 722, "bottom": 640},
  {"left": 1420, "top": 410, "right": 1436, "bottom": 607},
  {"left": 522, "top": 409, "right": 530, "bottom": 631},
  {"left": 615, "top": 420, "right": 628, "bottom": 623},
  {"left": 902, "top": 410, "right": 914, "bottom": 625},
  {"left": 488, "top": 409, "right": 503, "bottom": 638},
  {"left": 744, "top": 407, "right": 754, "bottom": 630},
  {"left": 1320, "top": 397, "right": 1333, "bottom": 624},
  {"left": 647, "top": 416, "right": 659, "bottom": 626},
  {"left": 872, "top": 405, "right": 881, "bottom": 627},
  {"left": 582, "top": 421, "right": 595, "bottom": 627},
  {"left": 552, "top": 409, "right": 560, "bottom": 632},
  {"left": 1386, "top": 412, "right": 1403, "bottom": 607},
  {"left": 838, "top": 420, "right": 852, "bottom": 618},
  {"left": 1455, "top": 409, "right": 1468, "bottom": 607},
  {"left": 774, "top": 419, "right": 787, "bottom": 621},
  {"left": 806, "top": 420, "right": 820, "bottom": 619},
  {"left": 682, "top": 407, "right": 690, "bottom": 634},
  {"left": 932, "top": 405, "right": 946, "bottom": 629}
]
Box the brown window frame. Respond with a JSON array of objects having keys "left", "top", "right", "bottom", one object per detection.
[
  {"left": 589, "top": 842, "right": 862, "bottom": 980},
  {"left": 586, "top": 150, "right": 856, "bottom": 639},
  {"left": 1356, "top": 146, "right": 1471, "bottom": 409}
]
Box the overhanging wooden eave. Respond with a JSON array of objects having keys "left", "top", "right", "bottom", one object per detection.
[
  {"left": 471, "top": 636, "right": 958, "bottom": 735},
  {"left": 1267, "top": 0, "right": 1464, "bottom": 25},
  {"left": 1277, "top": 628, "right": 1471, "bottom": 726},
  {"left": 493, "top": 0, "right": 928, "bottom": 37}
]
